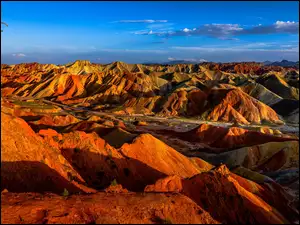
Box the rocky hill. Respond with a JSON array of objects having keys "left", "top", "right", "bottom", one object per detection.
[
  {"left": 1, "top": 61, "right": 299, "bottom": 125},
  {"left": 1, "top": 61, "right": 299, "bottom": 224}
]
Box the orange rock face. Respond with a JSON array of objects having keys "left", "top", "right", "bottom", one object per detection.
[
  {"left": 156, "top": 123, "right": 297, "bottom": 151},
  {"left": 2, "top": 61, "right": 295, "bottom": 125},
  {"left": 205, "top": 88, "right": 283, "bottom": 124},
  {"left": 1, "top": 61, "right": 299, "bottom": 224},
  {"left": 1, "top": 112, "right": 95, "bottom": 194},
  {"left": 145, "top": 165, "right": 298, "bottom": 224},
  {"left": 1, "top": 192, "right": 219, "bottom": 224},
  {"left": 120, "top": 134, "right": 201, "bottom": 178},
  {"left": 34, "top": 114, "right": 80, "bottom": 127}
]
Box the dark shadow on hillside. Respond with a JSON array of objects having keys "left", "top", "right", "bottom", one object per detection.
[
  {"left": 263, "top": 168, "right": 299, "bottom": 185},
  {"left": 271, "top": 99, "right": 299, "bottom": 116},
  {"left": 7, "top": 82, "right": 286, "bottom": 126},
  {"left": 1, "top": 81, "right": 26, "bottom": 89},
  {"left": 153, "top": 125, "right": 297, "bottom": 152},
  {"left": 179, "top": 172, "right": 298, "bottom": 224},
  {"left": 60, "top": 147, "right": 167, "bottom": 192},
  {"left": 20, "top": 115, "right": 44, "bottom": 121},
  {"left": 287, "top": 79, "right": 299, "bottom": 89},
  {"left": 256, "top": 74, "right": 299, "bottom": 100},
  {"left": 101, "top": 128, "right": 138, "bottom": 148},
  {"left": 27, "top": 120, "right": 143, "bottom": 141},
  {"left": 27, "top": 122, "right": 77, "bottom": 134},
  {"left": 38, "top": 78, "right": 210, "bottom": 112},
  {"left": 1, "top": 161, "right": 82, "bottom": 194}
]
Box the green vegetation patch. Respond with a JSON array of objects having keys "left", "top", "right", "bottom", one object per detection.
[
  {"left": 62, "top": 188, "right": 69, "bottom": 197},
  {"left": 110, "top": 179, "right": 118, "bottom": 186},
  {"left": 12, "top": 100, "right": 56, "bottom": 109}
]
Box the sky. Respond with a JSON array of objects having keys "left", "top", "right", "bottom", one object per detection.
[{"left": 1, "top": 1, "right": 299, "bottom": 64}]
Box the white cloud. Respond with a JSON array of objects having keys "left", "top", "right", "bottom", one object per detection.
[
  {"left": 133, "top": 30, "right": 174, "bottom": 36},
  {"left": 116, "top": 20, "right": 168, "bottom": 23},
  {"left": 12, "top": 53, "right": 26, "bottom": 57},
  {"left": 146, "top": 23, "right": 174, "bottom": 30},
  {"left": 133, "top": 30, "right": 149, "bottom": 35},
  {"left": 146, "top": 23, "right": 244, "bottom": 39},
  {"left": 275, "top": 21, "right": 298, "bottom": 28},
  {"left": 205, "top": 23, "right": 243, "bottom": 31},
  {"left": 89, "top": 46, "right": 97, "bottom": 51},
  {"left": 280, "top": 44, "right": 293, "bottom": 48},
  {"left": 242, "top": 42, "right": 270, "bottom": 48},
  {"left": 219, "top": 37, "right": 240, "bottom": 41},
  {"left": 129, "top": 22, "right": 174, "bottom": 36},
  {"left": 171, "top": 46, "right": 299, "bottom": 53},
  {"left": 147, "top": 21, "right": 299, "bottom": 39},
  {"left": 100, "top": 48, "right": 168, "bottom": 54}
]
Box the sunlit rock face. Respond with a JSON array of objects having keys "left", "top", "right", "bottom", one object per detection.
[{"left": 1, "top": 61, "right": 299, "bottom": 224}]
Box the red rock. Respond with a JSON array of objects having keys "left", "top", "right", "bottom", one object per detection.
[
  {"left": 38, "top": 129, "right": 59, "bottom": 137},
  {"left": 104, "top": 184, "right": 129, "bottom": 193},
  {"left": 120, "top": 134, "right": 200, "bottom": 179},
  {"left": 1, "top": 112, "right": 95, "bottom": 194},
  {"left": 163, "top": 123, "right": 297, "bottom": 150},
  {"left": 1, "top": 192, "right": 219, "bottom": 224},
  {"left": 145, "top": 165, "right": 298, "bottom": 224}
]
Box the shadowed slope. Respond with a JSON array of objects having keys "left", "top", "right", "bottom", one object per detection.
[
  {"left": 157, "top": 123, "right": 297, "bottom": 150},
  {"left": 145, "top": 165, "right": 299, "bottom": 224},
  {"left": 1, "top": 161, "right": 82, "bottom": 194},
  {"left": 1, "top": 112, "right": 95, "bottom": 194}
]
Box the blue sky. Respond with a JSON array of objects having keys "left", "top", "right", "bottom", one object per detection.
[{"left": 1, "top": 1, "right": 299, "bottom": 64}]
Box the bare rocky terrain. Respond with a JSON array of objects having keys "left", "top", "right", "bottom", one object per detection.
[{"left": 1, "top": 61, "right": 299, "bottom": 224}]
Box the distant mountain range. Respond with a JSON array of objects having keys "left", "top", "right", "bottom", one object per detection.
[
  {"left": 144, "top": 59, "right": 299, "bottom": 67},
  {"left": 144, "top": 60, "right": 212, "bottom": 66},
  {"left": 163, "top": 60, "right": 209, "bottom": 65},
  {"left": 263, "top": 60, "right": 299, "bottom": 68}
]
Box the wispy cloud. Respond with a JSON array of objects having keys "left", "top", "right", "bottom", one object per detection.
[
  {"left": 135, "top": 21, "right": 299, "bottom": 39},
  {"left": 238, "top": 21, "right": 299, "bottom": 35},
  {"left": 133, "top": 30, "right": 174, "bottom": 36},
  {"left": 99, "top": 48, "right": 168, "bottom": 54},
  {"left": 135, "top": 23, "right": 243, "bottom": 39},
  {"left": 146, "top": 23, "right": 174, "bottom": 29},
  {"left": 168, "top": 57, "right": 207, "bottom": 62},
  {"left": 171, "top": 45, "right": 299, "bottom": 53},
  {"left": 114, "top": 20, "right": 168, "bottom": 23},
  {"left": 151, "top": 41, "right": 166, "bottom": 44},
  {"left": 128, "top": 21, "right": 174, "bottom": 38},
  {"left": 12, "top": 53, "right": 26, "bottom": 57}
]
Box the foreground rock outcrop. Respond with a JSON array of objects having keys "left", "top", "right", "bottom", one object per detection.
[
  {"left": 1, "top": 192, "right": 219, "bottom": 224},
  {"left": 145, "top": 165, "right": 299, "bottom": 224},
  {"left": 1, "top": 112, "right": 95, "bottom": 194}
]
